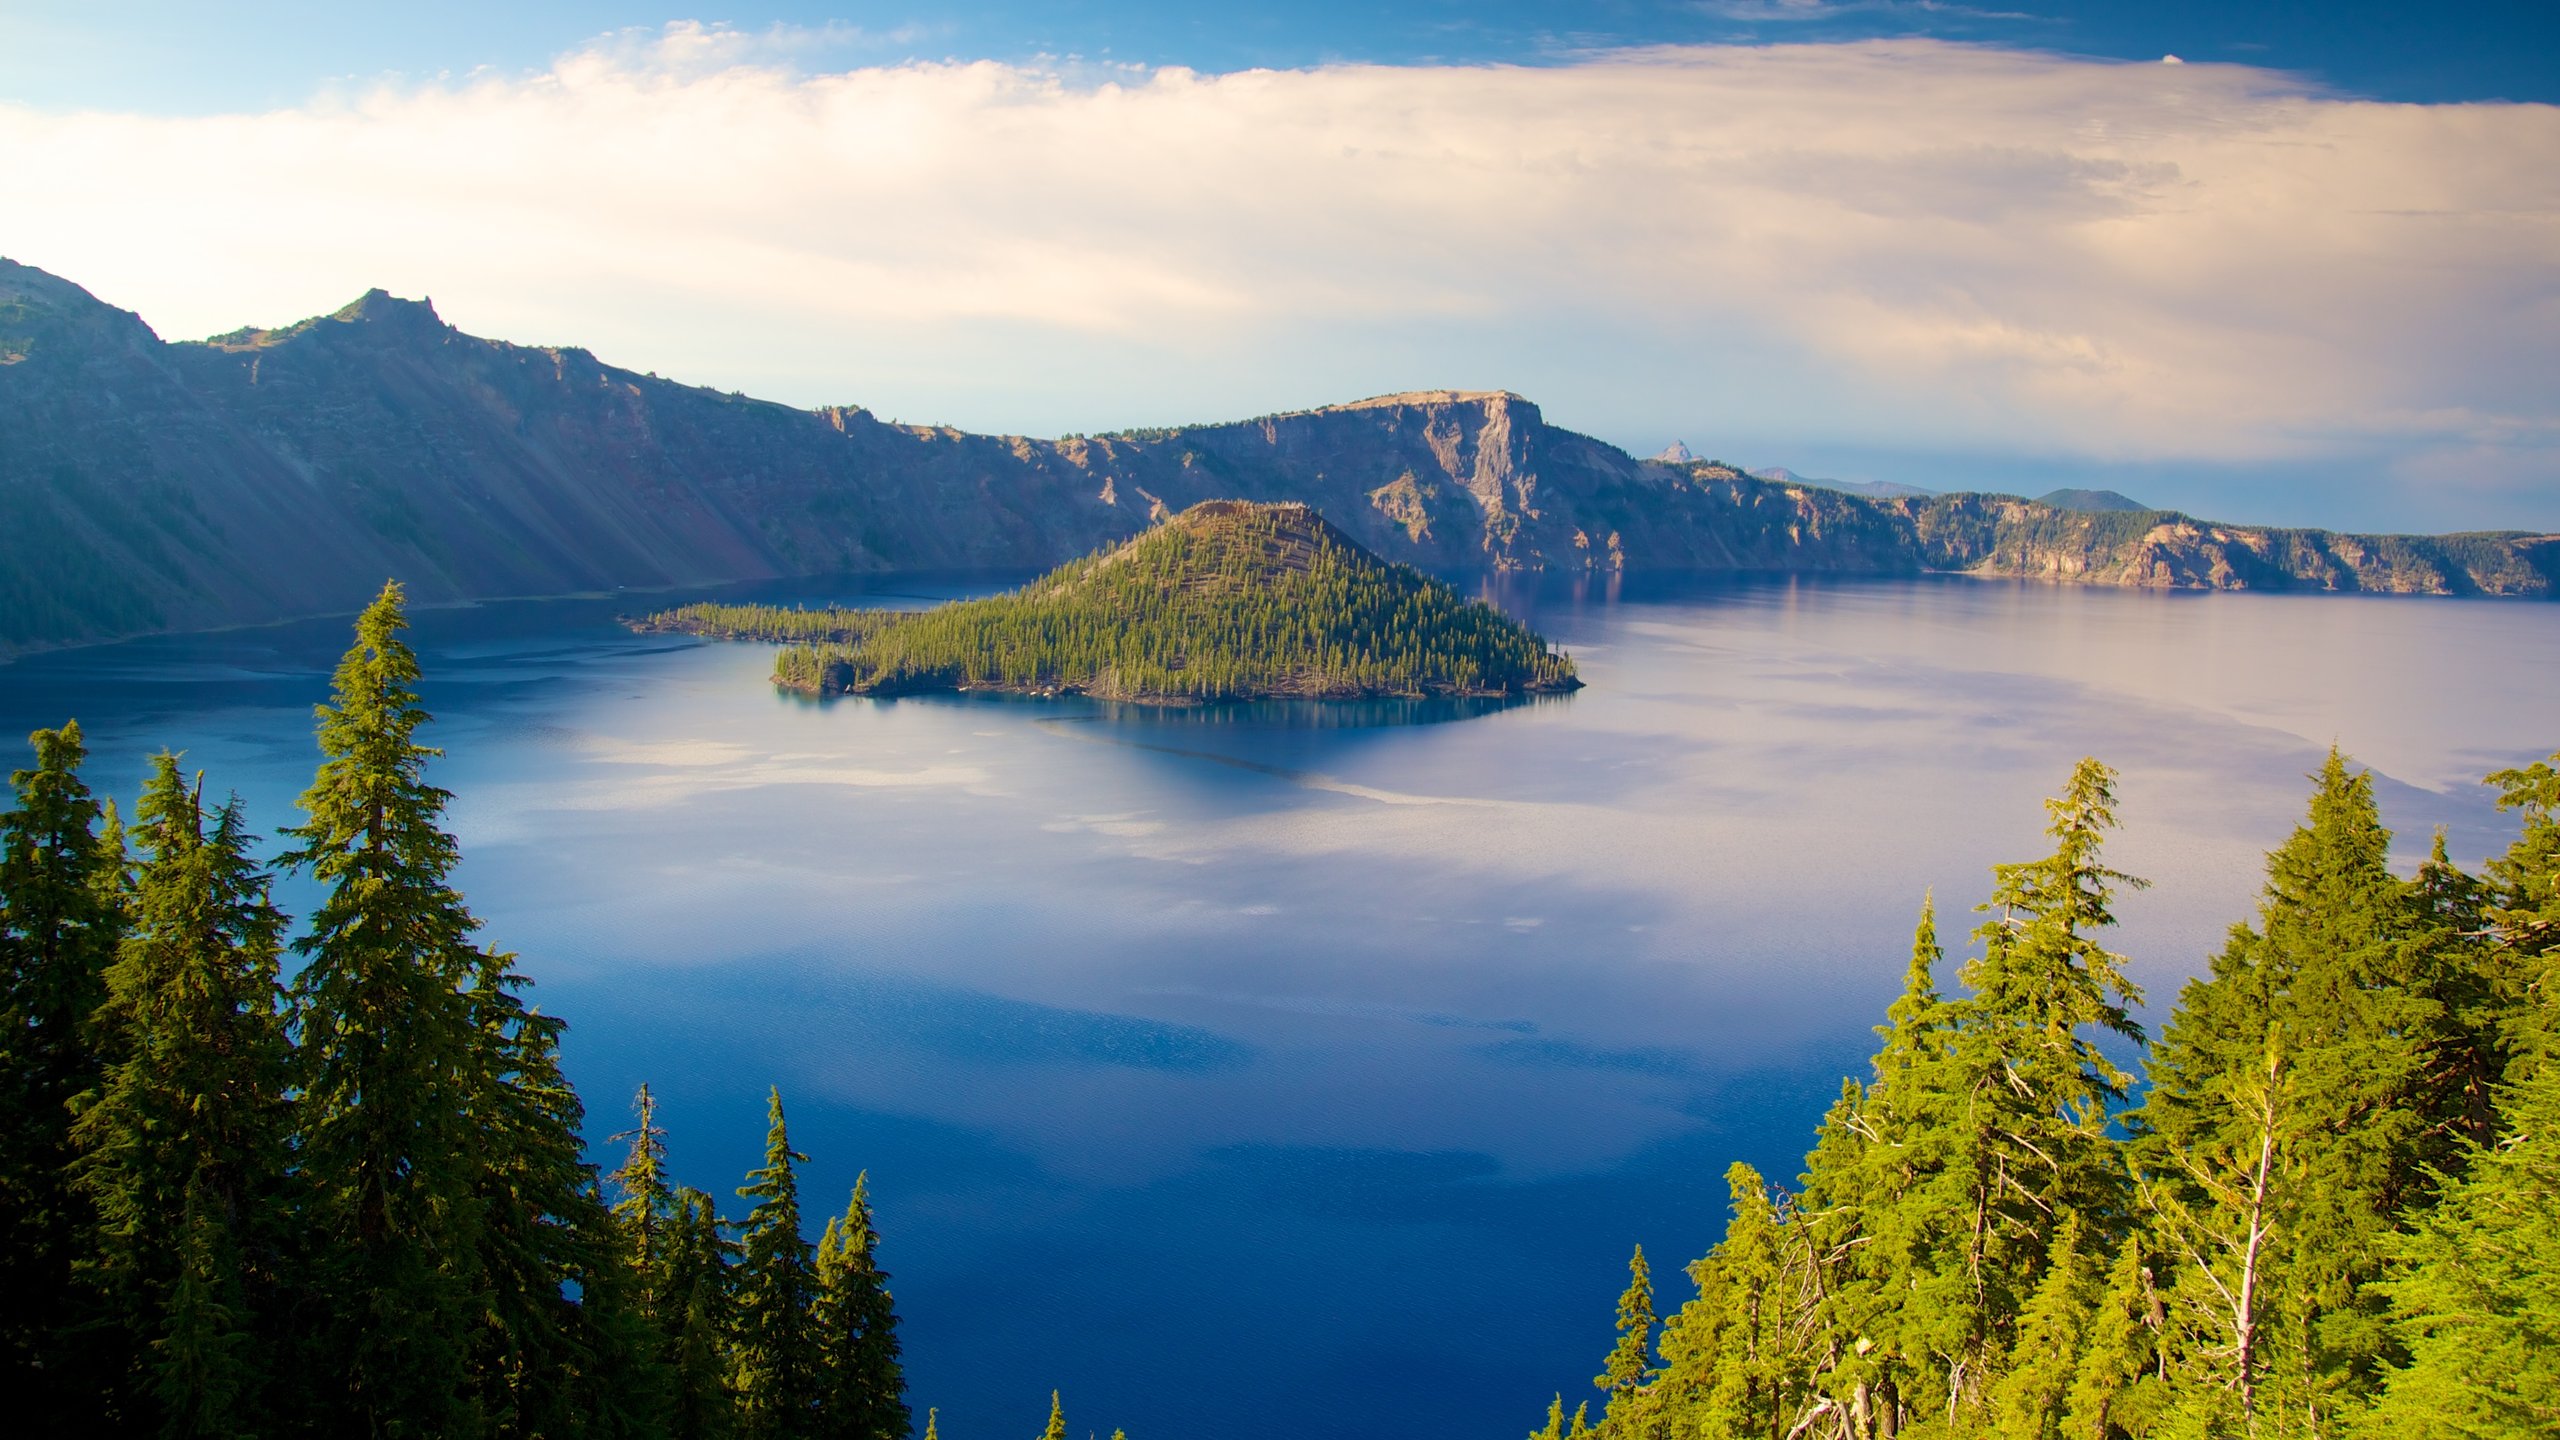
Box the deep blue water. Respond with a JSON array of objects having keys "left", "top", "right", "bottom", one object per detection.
[{"left": 4, "top": 573, "right": 2554, "bottom": 1440}]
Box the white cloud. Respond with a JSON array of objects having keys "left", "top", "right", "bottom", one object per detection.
[{"left": 2, "top": 29, "right": 2554, "bottom": 517}]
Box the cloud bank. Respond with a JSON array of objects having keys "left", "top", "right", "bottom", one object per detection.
[{"left": 4, "top": 30, "right": 2556, "bottom": 526}]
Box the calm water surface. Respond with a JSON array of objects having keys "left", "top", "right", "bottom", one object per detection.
[{"left": 4, "top": 574, "right": 2554, "bottom": 1439}]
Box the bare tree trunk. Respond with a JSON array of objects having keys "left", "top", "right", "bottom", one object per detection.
[{"left": 2233, "top": 1046, "right": 2282, "bottom": 1435}]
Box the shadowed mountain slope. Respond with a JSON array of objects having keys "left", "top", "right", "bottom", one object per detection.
[{"left": 4, "top": 260, "right": 2554, "bottom": 655}]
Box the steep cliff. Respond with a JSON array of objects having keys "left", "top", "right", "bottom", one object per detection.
[{"left": 3, "top": 260, "right": 2553, "bottom": 656}]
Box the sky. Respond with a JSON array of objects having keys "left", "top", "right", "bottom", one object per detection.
[{"left": 2, "top": 1, "right": 2556, "bottom": 531}]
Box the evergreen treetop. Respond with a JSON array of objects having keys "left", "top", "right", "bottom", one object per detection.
[
  {"left": 735, "top": 1088, "right": 822, "bottom": 1440},
  {"left": 72, "top": 755, "right": 293, "bottom": 1439}
]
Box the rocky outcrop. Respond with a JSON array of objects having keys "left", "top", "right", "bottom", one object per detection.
[{"left": 2, "top": 260, "right": 2553, "bottom": 656}]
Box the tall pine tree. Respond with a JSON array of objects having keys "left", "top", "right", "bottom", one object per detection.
[
  {"left": 2483, "top": 752, "right": 2560, "bottom": 1072},
  {"left": 2134, "top": 751, "right": 2488, "bottom": 1429},
  {"left": 1904, "top": 758, "right": 2146, "bottom": 1422},
  {"left": 463, "top": 946, "right": 655, "bottom": 1436},
  {"left": 2362, "top": 1057, "right": 2560, "bottom": 1436},
  {"left": 665, "top": 1185, "right": 740, "bottom": 1440},
  {"left": 814, "top": 1175, "right": 909, "bottom": 1440},
  {"left": 1597, "top": 1240, "right": 1658, "bottom": 1404},
  {"left": 0, "top": 721, "right": 125, "bottom": 1422},
  {"left": 735, "top": 1088, "right": 822, "bottom": 1440},
  {"left": 72, "top": 759, "right": 294, "bottom": 1437},
  {"left": 281, "top": 581, "right": 492, "bottom": 1435}
]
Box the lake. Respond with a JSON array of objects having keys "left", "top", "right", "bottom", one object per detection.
[{"left": 4, "top": 573, "right": 2553, "bottom": 1439}]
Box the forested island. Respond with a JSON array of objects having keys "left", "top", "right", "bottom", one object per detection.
[{"left": 640, "top": 500, "right": 1582, "bottom": 702}]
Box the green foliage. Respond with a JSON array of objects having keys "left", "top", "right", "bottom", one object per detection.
[
  {"left": 0, "top": 581, "right": 923, "bottom": 1439},
  {"left": 2362, "top": 1062, "right": 2560, "bottom": 1436},
  {"left": 735, "top": 1089, "right": 823, "bottom": 1440},
  {"left": 280, "top": 581, "right": 491, "bottom": 1434},
  {"left": 2131, "top": 751, "right": 2499, "bottom": 1433},
  {"left": 1596, "top": 1245, "right": 1656, "bottom": 1408},
  {"left": 814, "top": 1176, "right": 908, "bottom": 1440},
  {"left": 0, "top": 718, "right": 126, "bottom": 1421},
  {"left": 666, "top": 1186, "right": 742, "bottom": 1440},
  {"left": 1550, "top": 749, "right": 2546, "bottom": 1440},
  {"left": 72, "top": 756, "right": 294, "bottom": 1437},
  {"left": 645, "top": 501, "right": 1579, "bottom": 701}
]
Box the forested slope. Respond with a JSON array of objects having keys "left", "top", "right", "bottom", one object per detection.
[
  {"left": 4, "top": 258, "right": 2554, "bottom": 658},
  {"left": 1537, "top": 753, "right": 2560, "bottom": 1440},
  {"left": 643, "top": 500, "right": 1581, "bottom": 701}
]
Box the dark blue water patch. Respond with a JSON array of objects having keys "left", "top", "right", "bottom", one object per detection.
[
  {"left": 1413, "top": 1011, "right": 1541, "bottom": 1034},
  {"left": 1180, "top": 1144, "right": 1506, "bottom": 1222},
  {"left": 1480, "top": 1036, "right": 1704, "bottom": 1078},
  {"left": 581, "top": 951, "right": 1256, "bottom": 1077}
]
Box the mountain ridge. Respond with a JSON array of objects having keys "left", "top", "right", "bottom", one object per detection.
[{"left": 4, "top": 260, "right": 2555, "bottom": 658}]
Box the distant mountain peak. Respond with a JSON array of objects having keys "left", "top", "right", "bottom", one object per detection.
[
  {"left": 333, "top": 288, "right": 444, "bottom": 326},
  {"left": 1653, "top": 440, "right": 1696, "bottom": 464},
  {"left": 2034, "top": 488, "right": 2152, "bottom": 513},
  {"left": 1752, "top": 466, "right": 1936, "bottom": 500},
  {"left": 201, "top": 287, "right": 451, "bottom": 352}
]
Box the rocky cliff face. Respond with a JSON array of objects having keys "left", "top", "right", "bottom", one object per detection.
[{"left": 3, "top": 260, "right": 2553, "bottom": 655}]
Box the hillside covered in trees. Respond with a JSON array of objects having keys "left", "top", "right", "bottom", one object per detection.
[
  {"left": 1538, "top": 753, "right": 2559, "bottom": 1440},
  {"left": 641, "top": 501, "right": 1582, "bottom": 702},
  {"left": 5, "top": 259, "right": 2555, "bottom": 658}
]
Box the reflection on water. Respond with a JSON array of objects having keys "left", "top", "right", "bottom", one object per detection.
[
  {"left": 3, "top": 573, "right": 2555, "bottom": 1440},
  {"left": 805, "top": 691, "right": 1556, "bottom": 731}
]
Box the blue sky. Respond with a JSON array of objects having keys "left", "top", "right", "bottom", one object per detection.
[
  {"left": 3, "top": 3, "right": 2556, "bottom": 530},
  {"left": 12, "top": 2, "right": 2559, "bottom": 111}
]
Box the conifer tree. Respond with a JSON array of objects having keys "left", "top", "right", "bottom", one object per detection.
[
  {"left": 2060, "top": 1231, "right": 2166, "bottom": 1440},
  {"left": 1696, "top": 1164, "right": 1799, "bottom": 1438},
  {"left": 2483, "top": 752, "right": 2560, "bottom": 1071},
  {"left": 2408, "top": 831, "right": 2502, "bottom": 1148},
  {"left": 1533, "top": 1393, "right": 1566, "bottom": 1440},
  {"left": 1039, "top": 1390, "right": 1067, "bottom": 1440},
  {"left": 613, "top": 1084, "right": 681, "bottom": 1317},
  {"left": 665, "top": 1186, "right": 739, "bottom": 1440},
  {"left": 73, "top": 760, "right": 293, "bottom": 1436},
  {"left": 1904, "top": 759, "right": 2146, "bottom": 1422},
  {"left": 1596, "top": 1245, "right": 1655, "bottom": 1408},
  {"left": 1788, "top": 898, "right": 1950, "bottom": 1436},
  {"left": 281, "top": 581, "right": 492, "bottom": 1435},
  {"left": 1989, "top": 1216, "right": 2106, "bottom": 1440},
  {"left": 0, "top": 720, "right": 125, "bottom": 1420},
  {"left": 462, "top": 947, "right": 649, "bottom": 1435},
  {"left": 2134, "top": 751, "right": 2488, "bottom": 1428},
  {"left": 2143, "top": 1038, "right": 2297, "bottom": 1433},
  {"left": 2364, "top": 1059, "right": 2560, "bottom": 1435},
  {"left": 814, "top": 1175, "right": 909, "bottom": 1440},
  {"left": 735, "top": 1088, "right": 822, "bottom": 1440}
]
